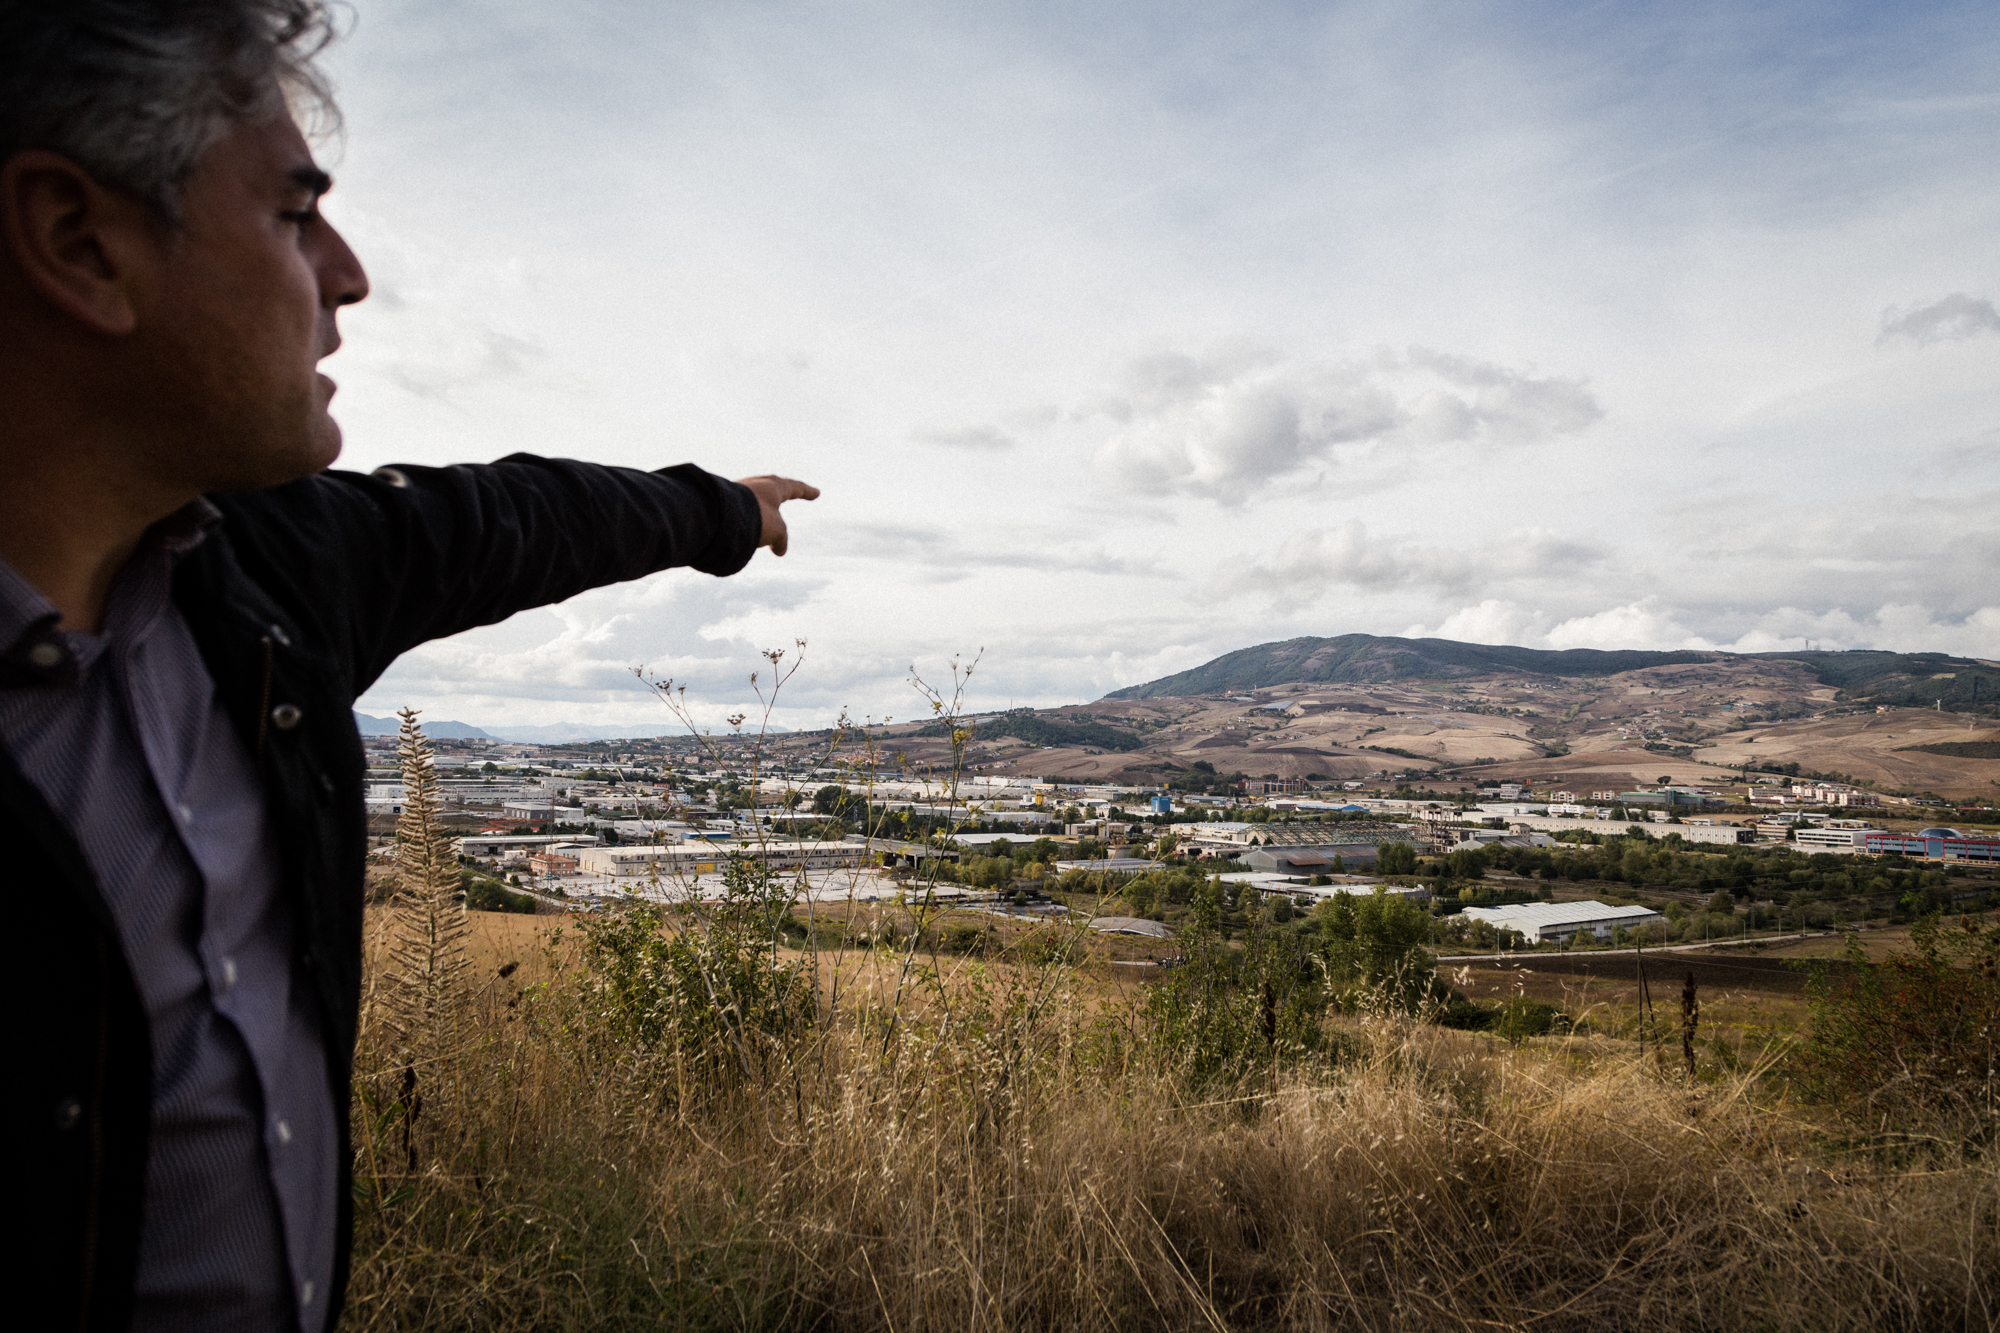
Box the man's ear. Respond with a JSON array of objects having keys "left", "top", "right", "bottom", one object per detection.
[{"left": 0, "top": 150, "right": 160, "bottom": 337}]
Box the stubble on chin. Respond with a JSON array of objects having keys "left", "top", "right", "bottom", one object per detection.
[{"left": 140, "top": 325, "right": 343, "bottom": 493}]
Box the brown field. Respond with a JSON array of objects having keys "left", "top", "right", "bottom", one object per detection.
[{"left": 1719, "top": 924, "right": 1921, "bottom": 961}]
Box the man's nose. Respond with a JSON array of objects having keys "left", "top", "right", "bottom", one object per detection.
[{"left": 319, "top": 220, "right": 369, "bottom": 310}]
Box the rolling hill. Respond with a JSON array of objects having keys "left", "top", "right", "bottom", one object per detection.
[{"left": 1105, "top": 634, "right": 2000, "bottom": 715}]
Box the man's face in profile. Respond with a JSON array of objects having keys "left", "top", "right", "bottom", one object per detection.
[{"left": 138, "top": 110, "right": 369, "bottom": 491}]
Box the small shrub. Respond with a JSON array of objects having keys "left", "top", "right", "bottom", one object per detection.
[
  {"left": 1496, "top": 996, "right": 1560, "bottom": 1045},
  {"left": 940, "top": 919, "right": 990, "bottom": 955},
  {"left": 1795, "top": 913, "right": 1999, "bottom": 1131},
  {"left": 463, "top": 873, "right": 536, "bottom": 914},
  {"left": 1434, "top": 994, "right": 1496, "bottom": 1030}
]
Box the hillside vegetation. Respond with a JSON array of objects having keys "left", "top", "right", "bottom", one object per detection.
[
  {"left": 1105, "top": 633, "right": 1716, "bottom": 697},
  {"left": 1105, "top": 633, "right": 2000, "bottom": 717}
]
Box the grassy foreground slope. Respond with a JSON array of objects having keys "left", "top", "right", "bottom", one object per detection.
[{"left": 344, "top": 906, "right": 2000, "bottom": 1333}]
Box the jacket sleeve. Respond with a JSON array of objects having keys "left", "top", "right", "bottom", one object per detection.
[{"left": 211, "top": 453, "right": 764, "bottom": 697}]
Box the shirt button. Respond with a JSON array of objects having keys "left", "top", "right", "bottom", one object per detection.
[
  {"left": 27, "top": 641, "right": 63, "bottom": 669},
  {"left": 300, "top": 1281, "right": 315, "bottom": 1308},
  {"left": 275, "top": 1119, "right": 293, "bottom": 1144},
  {"left": 176, "top": 803, "right": 193, "bottom": 825},
  {"left": 221, "top": 957, "right": 238, "bottom": 988}
]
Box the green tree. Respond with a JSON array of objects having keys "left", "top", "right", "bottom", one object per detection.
[
  {"left": 1317, "top": 889, "right": 1436, "bottom": 1010},
  {"left": 1189, "top": 876, "right": 1223, "bottom": 932}
]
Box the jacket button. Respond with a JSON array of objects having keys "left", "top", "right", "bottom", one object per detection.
[
  {"left": 53, "top": 1097, "right": 82, "bottom": 1131},
  {"left": 271, "top": 703, "right": 304, "bottom": 731},
  {"left": 371, "top": 466, "right": 410, "bottom": 488}
]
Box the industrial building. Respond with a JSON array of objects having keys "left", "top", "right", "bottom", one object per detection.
[
  {"left": 1863, "top": 828, "right": 2000, "bottom": 863},
  {"left": 575, "top": 840, "right": 868, "bottom": 878},
  {"left": 1792, "top": 823, "right": 1876, "bottom": 854},
  {"left": 1461, "top": 900, "right": 1665, "bottom": 945},
  {"left": 1501, "top": 815, "right": 1757, "bottom": 846},
  {"left": 1242, "top": 847, "right": 1336, "bottom": 876},
  {"left": 455, "top": 833, "right": 599, "bottom": 858},
  {"left": 1619, "top": 789, "right": 1724, "bottom": 810}
]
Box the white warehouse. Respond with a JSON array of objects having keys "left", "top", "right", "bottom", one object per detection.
[
  {"left": 1461, "top": 900, "right": 1665, "bottom": 944},
  {"left": 576, "top": 840, "right": 867, "bottom": 879}
]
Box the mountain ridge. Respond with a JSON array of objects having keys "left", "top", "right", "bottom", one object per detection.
[{"left": 1103, "top": 633, "right": 2000, "bottom": 714}]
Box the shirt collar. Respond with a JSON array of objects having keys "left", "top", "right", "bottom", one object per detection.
[
  {"left": 157, "top": 496, "right": 223, "bottom": 558},
  {"left": 0, "top": 499, "right": 222, "bottom": 682}
]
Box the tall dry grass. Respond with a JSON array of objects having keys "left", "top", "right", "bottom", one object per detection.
[{"left": 342, "top": 912, "right": 2000, "bottom": 1333}]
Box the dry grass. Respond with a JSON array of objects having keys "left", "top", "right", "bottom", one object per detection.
[{"left": 341, "top": 911, "right": 2000, "bottom": 1332}]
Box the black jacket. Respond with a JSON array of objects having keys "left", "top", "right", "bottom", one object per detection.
[{"left": 1, "top": 455, "right": 762, "bottom": 1332}]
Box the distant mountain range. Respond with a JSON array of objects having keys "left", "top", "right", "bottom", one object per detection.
[
  {"left": 1104, "top": 633, "right": 2000, "bottom": 714},
  {"left": 351, "top": 713, "right": 700, "bottom": 743}
]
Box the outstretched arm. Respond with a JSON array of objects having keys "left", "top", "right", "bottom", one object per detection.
[{"left": 211, "top": 455, "right": 819, "bottom": 698}]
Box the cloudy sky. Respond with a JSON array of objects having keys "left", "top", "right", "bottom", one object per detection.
[{"left": 319, "top": 0, "right": 2000, "bottom": 733}]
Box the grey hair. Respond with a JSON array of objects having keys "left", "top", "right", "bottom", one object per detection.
[{"left": 0, "top": 1, "right": 341, "bottom": 222}]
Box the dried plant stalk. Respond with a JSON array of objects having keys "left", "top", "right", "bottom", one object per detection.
[{"left": 379, "top": 707, "right": 471, "bottom": 1063}]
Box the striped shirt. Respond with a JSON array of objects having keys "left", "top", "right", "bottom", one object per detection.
[{"left": 0, "top": 503, "right": 335, "bottom": 1332}]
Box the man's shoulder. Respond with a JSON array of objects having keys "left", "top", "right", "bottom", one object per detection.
[
  {"left": 185, "top": 471, "right": 403, "bottom": 627},
  {"left": 205, "top": 467, "right": 383, "bottom": 526},
  {"left": 201, "top": 465, "right": 442, "bottom": 568}
]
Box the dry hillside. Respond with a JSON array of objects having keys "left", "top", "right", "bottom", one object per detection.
[{"left": 788, "top": 656, "right": 2000, "bottom": 799}]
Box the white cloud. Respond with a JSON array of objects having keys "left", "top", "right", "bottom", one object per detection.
[
  {"left": 1402, "top": 598, "right": 2000, "bottom": 662},
  {"left": 1229, "top": 520, "right": 1474, "bottom": 596},
  {"left": 1424, "top": 599, "right": 1554, "bottom": 647},
  {"left": 1091, "top": 347, "right": 1603, "bottom": 502},
  {"left": 355, "top": 569, "right": 835, "bottom": 729},
  {"left": 1224, "top": 522, "right": 1607, "bottom": 607},
  {"left": 1879, "top": 293, "right": 2000, "bottom": 346},
  {"left": 1545, "top": 599, "right": 1713, "bottom": 652}
]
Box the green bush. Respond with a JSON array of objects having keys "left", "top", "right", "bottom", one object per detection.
[
  {"left": 1434, "top": 994, "right": 1496, "bottom": 1030},
  {"left": 569, "top": 856, "right": 816, "bottom": 1095},
  {"left": 940, "top": 919, "right": 991, "bottom": 955},
  {"left": 1795, "top": 915, "right": 2000, "bottom": 1131},
  {"left": 463, "top": 873, "right": 536, "bottom": 914},
  {"left": 1496, "top": 996, "right": 1561, "bottom": 1045}
]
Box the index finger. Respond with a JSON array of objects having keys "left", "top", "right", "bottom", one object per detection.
[{"left": 772, "top": 477, "right": 819, "bottom": 503}]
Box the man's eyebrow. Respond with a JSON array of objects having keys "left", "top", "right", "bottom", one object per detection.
[{"left": 288, "top": 165, "right": 333, "bottom": 198}]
